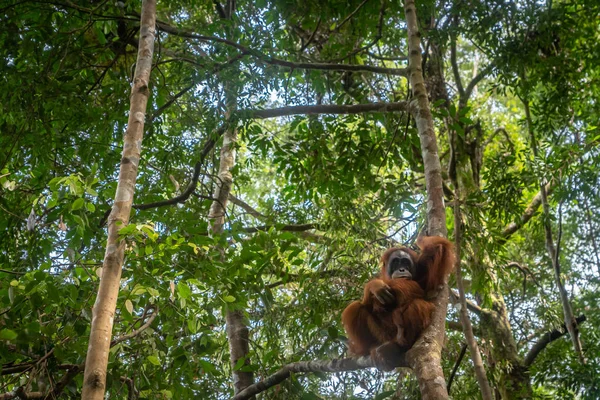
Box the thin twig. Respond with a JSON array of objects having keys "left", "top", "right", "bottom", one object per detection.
[
  {"left": 111, "top": 305, "right": 158, "bottom": 346},
  {"left": 447, "top": 343, "right": 467, "bottom": 393}
]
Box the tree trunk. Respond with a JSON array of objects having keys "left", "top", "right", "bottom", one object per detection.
[
  {"left": 523, "top": 99, "right": 585, "bottom": 364},
  {"left": 81, "top": 2, "right": 156, "bottom": 399},
  {"left": 208, "top": 88, "right": 254, "bottom": 395},
  {"left": 404, "top": 1, "right": 446, "bottom": 238},
  {"left": 403, "top": 1, "right": 449, "bottom": 398},
  {"left": 446, "top": 31, "right": 493, "bottom": 397},
  {"left": 452, "top": 200, "right": 493, "bottom": 400},
  {"left": 479, "top": 291, "right": 532, "bottom": 399},
  {"left": 208, "top": 3, "right": 253, "bottom": 392}
]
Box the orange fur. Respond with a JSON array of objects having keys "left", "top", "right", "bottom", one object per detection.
[{"left": 341, "top": 236, "right": 454, "bottom": 369}]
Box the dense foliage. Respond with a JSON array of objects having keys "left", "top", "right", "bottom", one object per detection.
[{"left": 1, "top": 0, "right": 599, "bottom": 398}]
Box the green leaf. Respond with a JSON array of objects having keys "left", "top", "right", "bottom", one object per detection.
[
  {"left": 240, "top": 364, "right": 259, "bottom": 372},
  {"left": 0, "top": 329, "right": 18, "bottom": 340},
  {"left": 223, "top": 295, "right": 236, "bottom": 303},
  {"left": 327, "top": 326, "right": 338, "bottom": 339},
  {"left": 147, "top": 355, "right": 161, "bottom": 366},
  {"left": 118, "top": 224, "right": 137, "bottom": 235},
  {"left": 178, "top": 283, "right": 192, "bottom": 299},
  {"left": 71, "top": 198, "right": 85, "bottom": 210},
  {"left": 300, "top": 393, "right": 322, "bottom": 400},
  {"left": 187, "top": 318, "right": 197, "bottom": 334},
  {"left": 125, "top": 299, "right": 133, "bottom": 314},
  {"left": 198, "top": 359, "right": 217, "bottom": 374},
  {"left": 449, "top": 103, "right": 457, "bottom": 117},
  {"left": 374, "top": 390, "right": 395, "bottom": 400},
  {"left": 233, "top": 356, "right": 246, "bottom": 371},
  {"left": 130, "top": 285, "right": 146, "bottom": 296}
]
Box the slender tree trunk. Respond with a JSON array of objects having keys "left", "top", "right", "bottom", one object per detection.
[
  {"left": 208, "top": 86, "right": 254, "bottom": 395},
  {"left": 208, "top": 3, "right": 254, "bottom": 395},
  {"left": 448, "top": 22, "right": 532, "bottom": 397},
  {"left": 404, "top": 1, "right": 446, "bottom": 238},
  {"left": 523, "top": 99, "right": 585, "bottom": 364},
  {"left": 479, "top": 288, "right": 532, "bottom": 399},
  {"left": 452, "top": 199, "right": 493, "bottom": 400},
  {"left": 446, "top": 46, "right": 493, "bottom": 394},
  {"left": 81, "top": 2, "right": 156, "bottom": 399},
  {"left": 403, "top": 1, "right": 449, "bottom": 398}
]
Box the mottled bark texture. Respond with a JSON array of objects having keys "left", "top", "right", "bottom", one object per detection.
[
  {"left": 480, "top": 292, "right": 532, "bottom": 399},
  {"left": 403, "top": 0, "right": 450, "bottom": 398},
  {"left": 404, "top": 0, "right": 446, "bottom": 239},
  {"left": 207, "top": 83, "right": 253, "bottom": 396},
  {"left": 81, "top": 1, "right": 156, "bottom": 399},
  {"left": 206, "top": 4, "right": 254, "bottom": 390}
]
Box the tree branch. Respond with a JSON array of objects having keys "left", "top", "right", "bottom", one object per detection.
[
  {"left": 99, "top": 128, "right": 224, "bottom": 226},
  {"left": 242, "top": 223, "right": 317, "bottom": 234},
  {"left": 120, "top": 376, "right": 138, "bottom": 400},
  {"left": 482, "top": 127, "right": 514, "bottom": 152},
  {"left": 463, "top": 62, "right": 494, "bottom": 104},
  {"left": 447, "top": 320, "right": 481, "bottom": 336},
  {"left": 330, "top": 0, "right": 370, "bottom": 34},
  {"left": 449, "top": 28, "right": 465, "bottom": 100},
  {"left": 0, "top": 388, "right": 43, "bottom": 399},
  {"left": 101, "top": 100, "right": 408, "bottom": 223},
  {"left": 231, "top": 355, "right": 404, "bottom": 400},
  {"left": 152, "top": 52, "right": 247, "bottom": 120},
  {"left": 152, "top": 19, "right": 407, "bottom": 76},
  {"left": 446, "top": 343, "right": 467, "bottom": 393},
  {"left": 326, "top": 0, "right": 386, "bottom": 63},
  {"left": 523, "top": 315, "right": 587, "bottom": 367},
  {"left": 500, "top": 182, "right": 554, "bottom": 240},
  {"left": 150, "top": 84, "right": 195, "bottom": 121},
  {"left": 298, "top": 18, "right": 321, "bottom": 52},
  {"left": 111, "top": 305, "right": 158, "bottom": 346},
  {"left": 523, "top": 94, "right": 584, "bottom": 364},
  {"left": 246, "top": 101, "right": 409, "bottom": 119},
  {"left": 0, "top": 365, "right": 82, "bottom": 400},
  {"left": 43, "top": 365, "right": 82, "bottom": 400},
  {"left": 449, "top": 289, "right": 482, "bottom": 315},
  {"left": 229, "top": 194, "right": 267, "bottom": 219},
  {"left": 135, "top": 129, "right": 223, "bottom": 211}
]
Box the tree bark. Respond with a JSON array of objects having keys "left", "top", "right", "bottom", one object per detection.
[
  {"left": 404, "top": 0, "right": 446, "bottom": 238},
  {"left": 403, "top": 1, "right": 449, "bottom": 398},
  {"left": 207, "top": 78, "right": 254, "bottom": 399},
  {"left": 208, "top": 3, "right": 254, "bottom": 396},
  {"left": 231, "top": 355, "right": 398, "bottom": 400},
  {"left": 524, "top": 314, "right": 587, "bottom": 367},
  {"left": 453, "top": 199, "right": 493, "bottom": 399},
  {"left": 479, "top": 291, "right": 532, "bottom": 399},
  {"left": 81, "top": 2, "right": 156, "bottom": 399}
]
